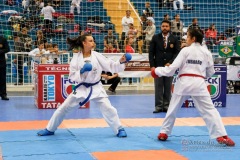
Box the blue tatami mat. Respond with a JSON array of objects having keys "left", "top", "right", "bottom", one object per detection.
[
  {"left": 1, "top": 126, "right": 238, "bottom": 160},
  {"left": 3, "top": 153, "right": 94, "bottom": 160}
]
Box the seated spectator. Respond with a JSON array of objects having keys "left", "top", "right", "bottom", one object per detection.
[
  {"left": 136, "top": 15, "right": 147, "bottom": 53},
  {"left": 165, "top": 0, "right": 173, "bottom": 9},
  {"left": 140, "top": 15, "right": 148, "bottom": 32},
  {"left": 143, "top": 17, "right": 156, "bottom": 53},
  {"left": 104, "top": 28, "right": 119, "bottom": 53},
  {"left": 127, "top": 23, "right": 138, "bottom": 52},
  {"left": 70, "top": 0, "right": 82, "bottom": 14},
  {"left": 163, "top": 13, "right": 170, "bottom": 21},
  {"left": 52, "top": 0, "right": 61, "bottom": 7},
  {"left": 18, "top": 27, "right": 32, "bottom": 52},
  {"left": 173, "top": 0, "right": 184, "bottom": 10},
  {"left": 34, "top": 30, "right": 48, "bottom": 48},
  {"left": 188, "top": 18, "right": 201, "bottom": 30},
  {"left": 143, "top": 2, "right": 154, "bottom": 17},
  {"left": 171, "top": 14, "right": 183, "bottom": 41},
  {"left": 5, "top": 0, "right": 14, "bottom": 6},
  {"left": 125, "top": 37, "right": 135, "bottom": 53},
  {"left": 125, "top": 37, "right": 135, "bottom": 85},
  {"left": 205, "top": 24, "right": 217, "bottom": 46},
  {"left": 104, "top": 43, "right": 119, "bottom": 53},
  {"left": 36, "top": 0, "right": 44, "bottom": 8},
  {"left": 101, "top": 71, "right": 121, "bottom": 93},
  {"left": 216, "top": 32, "right": 227, "bottom": 44}
]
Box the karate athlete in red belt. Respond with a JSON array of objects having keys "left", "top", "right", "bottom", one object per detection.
[{"left": 151, "top": 28, "right": 235, "bottom": 146}]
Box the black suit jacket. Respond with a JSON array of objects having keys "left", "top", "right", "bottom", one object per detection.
[
  {"left": 0, "top": 36, "right": 10, "bottom": 67},
  {"left": 149, "top": 33, "right": 180, "bottom": 67}
]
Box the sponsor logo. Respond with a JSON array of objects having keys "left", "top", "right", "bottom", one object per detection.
[
  {"left": 61, "top": 75, "right": 76, "bottom": 99},
  {"left": 206, "top": 75, "right": 221, "bottom": 100},
  {"left": 43, "top": 75, "right": 55, "bottom": 101},
  {"left": 125, "top": 61, "right": 150, "bottom": 71},
  {"left": 214, "top": 67, "right": 221, "bottom": 71},
  {"left": 45, "top": 66, "right": 69, "bottom": 71},
  {"left": 41, "top": 102, "right": 61, "bottom": 109}
]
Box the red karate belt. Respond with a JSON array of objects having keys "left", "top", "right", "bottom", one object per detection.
[{"left": 179, "top": 74, "right": 205, "bottom": 79}]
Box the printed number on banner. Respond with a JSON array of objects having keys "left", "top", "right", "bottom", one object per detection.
[{"left": 213, "top": 101, "right": 222, "bottom": 107}]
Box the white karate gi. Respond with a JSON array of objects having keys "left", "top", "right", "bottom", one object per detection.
[
  {"left": 70, "top": 0, "right": 81, "bottom": 14},
  {"left": 155, "top": 43, "right": 227, "bottom": 139},
  {"left": 46, "top": 51, "right": 125, "bottom": 134}
]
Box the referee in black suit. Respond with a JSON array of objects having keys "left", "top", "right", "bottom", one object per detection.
[
  {"left": 149, "top": 20, "right": 180, "bottom": 113},
  {"left": 0, "top": 36, "right": 10, "bottom": 100}
]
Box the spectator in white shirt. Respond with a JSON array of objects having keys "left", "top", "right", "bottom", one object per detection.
[
  {"left": 70, "top": 0, "right": 82, "bottom": 14},
  {"left": 120, "top": 10, "right": 134, "bottom": 51},
  {"left": 173, "top": 0, "right": 184, "bottom": 10},
  {"left": 28, "top": 41, "right": 50, "bottom": 86},
  {"left": 40, "top": 2, "right": 55, "bottom": 33},
  {"left": 143, "top": 17, "right": 156, "bottom": 53}
]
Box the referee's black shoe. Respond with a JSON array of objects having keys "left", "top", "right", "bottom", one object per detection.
[
  {"left": 153, "top": 109, "right": 162, "bottom": 113},
  {"left": 1, "top": 95, "right": 9, "bottom": 100}
]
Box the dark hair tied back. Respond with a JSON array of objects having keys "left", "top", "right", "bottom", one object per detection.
[
  {"left": 67, "top": 34, "right": 92, "bottom": 50},
  {"left": 188, "top": 28, "right": 203, "bottom": 44}
]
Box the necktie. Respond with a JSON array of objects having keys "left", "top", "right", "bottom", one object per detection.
[{"left": 163, "top": 36, "right": 167, "bottom": 49}]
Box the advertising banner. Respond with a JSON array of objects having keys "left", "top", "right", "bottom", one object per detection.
[
  {"left": 104, "top": 53, "right": 151, "bottom": 77},
  {"left": 35, "top": 64, "right": 89, "bottom": 109}
]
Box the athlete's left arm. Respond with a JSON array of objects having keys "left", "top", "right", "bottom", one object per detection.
[{"left": 95, "top": 52, "right": 125, "bottom": 73}]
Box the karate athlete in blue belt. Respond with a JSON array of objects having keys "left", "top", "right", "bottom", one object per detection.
[
  {"left": 151, "top": 29, "right": 235, "bottom": 146},
  {"left": 37, "top": 34, "right": 132, "bottom": 137}
]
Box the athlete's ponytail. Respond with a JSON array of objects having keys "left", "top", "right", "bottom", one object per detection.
[{"left": 67, "top": 34, "right": 92, "bottom": 51}]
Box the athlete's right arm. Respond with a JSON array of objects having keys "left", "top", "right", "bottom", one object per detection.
[{"left": 154, "top": 49, "right": 185, "bottom": 77}]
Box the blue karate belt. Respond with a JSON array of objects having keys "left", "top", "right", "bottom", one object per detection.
[{"left": 72, "top": 80, "right": 100, "bottom": 106}]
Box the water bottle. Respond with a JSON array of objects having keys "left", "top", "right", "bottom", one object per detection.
[
  {"left": 12, "top": 62, "right": 17, "bottom": 77},
  {"left": 54, "top": 58, "right": 58, "bottom": 64},
  {"left": 23, "top": 62, "right": 28, "bottom": 75}
]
